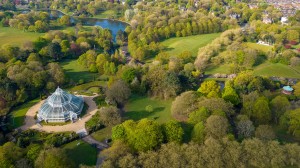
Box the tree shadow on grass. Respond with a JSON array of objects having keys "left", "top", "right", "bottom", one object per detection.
[
  {"left": 64, "top": 142, "right": 97, "bottom": 166},
  {"left": 162, "top": 47, "right": 175, "bottom": 52},
  {"left": 125, "top": 107, "right": 165, "bottom": 121}
]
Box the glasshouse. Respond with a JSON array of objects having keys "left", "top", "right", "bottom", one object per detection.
[{"left": 37, "top": 87, "right": 84, "bottom": 123}]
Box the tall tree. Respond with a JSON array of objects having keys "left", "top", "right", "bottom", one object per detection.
[
  {"left": 48, "top": 42, "right": 61, "bottom": 61},
  {"left": 253, "top": 97, "right": 271, "bottom": 125},
  {"left": 270, "top": 96, "right": 290, "bottom": 124},
  {"left": 106, "top": 80, "right": 131, "bottom": 107},
  {"left": 205, "top": 115, "right": 229, "bottom": 139},
  {"left": 35, "top": 148, "right": 74, "bottom": 168},
  {"left": 171, "top": 91, "right": 198, "bottom": 121},
  {"left": 163, "top": 120, "right": 184, "bottom": 143}
]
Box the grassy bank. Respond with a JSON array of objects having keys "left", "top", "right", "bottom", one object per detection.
[{"left": 10, "top": 99, "right": 40, "bottom": 128}]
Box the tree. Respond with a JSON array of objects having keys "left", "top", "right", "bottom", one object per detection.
[
  {"left": 147, "top": 66, "right": 181, "bottom": 99},
  {"left": 294, "top": 82, "right": 300, "bottom": 97},
  {"left": 188, "top": 107, "right": 210, "bottom": 125},
  {"left": 101, "top": 140, "right": 132, "bottom": 166},
  {"left": 99, "top": 106, "right": 122, "bottom": 127},
  {"left": 46, "top": 63, "right": 65, "bottom": 85},
  {"left": 27, "top": 144, "right": 41, "bottom": 162},
  {"left": 96, "top": 54, "right": 109, "bottom": 75},
  {"left": 253, "top": 97, "right": 271, "bottom": 125},
  {"left": 255, "top": 125, "right": 276, "bottom": 141},
  {"left": 191, "top": 121, "right": 205, "bottom": 144},
  {"left": 205, "top": 115, "right": 229, "bottom": 139},
  {"left": 121, "top": 67, "right": 136, "bottom": 84},
  {"left": 59, "top": 15, "right": 71, "bottom": 26},
  {"left": 270, "top": 96, "right": 290, "bottom": 124},
  {"left": 241, "top": 91, "right": 259, "bottom": 117},
  {"left": 35, "top": 148, "right": 74, "bottom": 168},
  {"left": 34, "top": 20, "right": 48, "bottom": 32},
  {"left": 0, "top": 142, "right": 23, "bottom": 165},
  {"left": 48, "top": 42, "right": 61, "bottom": 61},
  {"left": 112, "top": 125, "right": 126, "bottom": 141},
  {"left": 171, "top": 91, "right": 198, "bottom": 121},
  {"left": 233, "top": 71, "right": 254, "bottom": 93},
  {"left": 197, "top": 98, "right": 234, "bottom": 117},
  {"left": 237, "top": 119, "right": 254, "bottom": 139},
  {"left": 198, "top": 80, "right": 220, "bottom": 97},
  {"left": 222, "top": 85, "right": 240, "bottom": 105},
  {"left": 163, "top": 120, "right": 184, "bottom": 143},
  {"left": 124, "top": 9, "right": 134, "bottom": 21},
  {"left": 106, "top": 80, "right": 131, "bottom": 107},
  {"left": 286, "top": 109, "right": 300, "bottom": 138},
  {"left": 133, "top": 119, "right": 163, "bottom": 151},
  {"left": 286, "top": 30, "right": 299, "bottom": 42}
]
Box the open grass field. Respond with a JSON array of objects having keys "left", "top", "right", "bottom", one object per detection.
[
  {"left": 245, "top": 42, "right": 273, "bottom": 53},
  {"left": 253, "top": 62, "right": 300, "bottom": 78},
  {"left": 125, "top": 95, "right": 173, "bottom": 123},
  {"left": 0, "top": 27, "right": 43, "bottom": 47},
  {"left": 91, "top": 126, "right": 112, "bottom": 142},
  {"left": 59, "top": 59, "right": 97, "bottom": 83},
  {"left": 10, "top": 99, "right": 40, "bottom": 128},
  {"left": 161, "top": 33, "right": 220, "bottom": 56},
  {"left": 63, "top": 140, "right": 97, "bottom": 167}
]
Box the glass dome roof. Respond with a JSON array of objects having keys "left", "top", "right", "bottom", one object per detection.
[
  {"left": 38, "top": 87, "right": 84, "bottom": 122},
  {"left": 283, "top": 86, "right": 293, "bottom": 92}
]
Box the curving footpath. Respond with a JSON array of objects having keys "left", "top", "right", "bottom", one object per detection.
[{"left": 19, "top": 95, "right": 99, "bottom": 133}]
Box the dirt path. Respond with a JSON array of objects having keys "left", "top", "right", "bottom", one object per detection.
[{"left": 19, "top": 95, "right": 99, "bottom": 133}]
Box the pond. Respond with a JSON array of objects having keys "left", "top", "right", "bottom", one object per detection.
[{"left": 22, "top": 10, "right": 128, "bottom": 40}]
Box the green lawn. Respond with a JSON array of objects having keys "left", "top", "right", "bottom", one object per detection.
[
  {"left": 205, "top": 64, "right": 232, "bottom": 75},
  {"left": 91, "top": 126, "right": 112, "bottom": 142},
  {"left": 161, "top": 33, "right": 220, "bottom": 56},
  {"left": 124, "top": 95, "right": 173, "bottom": 123},
  {"left": 59, "top": 59, "right": 97, "bottom": 83},
  {"left": 0, "top": 27, "right": 43, "bottom": 47},
  {"left": 63, "top": 140, "right": 97, "bottom": 167},
  {"left": 69, "top": 81, "right": 106, "bottom": 92},
  {"left": 245, "top": 42, "right": 273, "bottom": 53},
  {"left": 10, "top": 99, "right": 40, "bottom": 128},
  {"left": 253, "top": 62, "right": 300, "bottom": 78}
]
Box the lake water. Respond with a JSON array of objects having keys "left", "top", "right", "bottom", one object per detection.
[
  {"left": 77, "top": 18, "right": 128, "bottom": 39},
  {"left": 22, "top": 10, "right": 128, "bottom": 39}
]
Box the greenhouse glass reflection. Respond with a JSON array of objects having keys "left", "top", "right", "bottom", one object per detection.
[{"left": 37, "top": 87, "right": 84, "bottom": 122}]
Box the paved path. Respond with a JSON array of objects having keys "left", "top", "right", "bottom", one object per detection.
[
  {"left": 82, "top": 135, "right": 109, "bottom": 149},
  {"left": 82, "top": 135, "right": 109, "bottom": 168},
  {"left": 19, "top": 95, "right": 99, "bottom": 133}
]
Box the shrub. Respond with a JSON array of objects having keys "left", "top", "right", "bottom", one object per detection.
[
  {"left": 289, "top": 40, "right": 298, "bottom": 45},
  {"left": 85, "top": 112, "right": 104, "bottom": 133},
  {"left": 145, "top": 105, "right": 153, "bottom": 113},
  {"left": 284, "top": 45, "right": 291, "bottom": 49}
]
